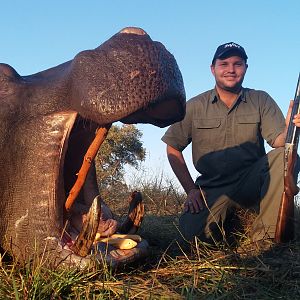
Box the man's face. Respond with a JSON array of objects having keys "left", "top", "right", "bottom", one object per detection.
[{"left": 210, "top": 56, "right": 248, "bottom": 93}]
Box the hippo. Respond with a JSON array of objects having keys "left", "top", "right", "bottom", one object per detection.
[{"left": 0, "top": 27, "right": 185, "bottom": 267}]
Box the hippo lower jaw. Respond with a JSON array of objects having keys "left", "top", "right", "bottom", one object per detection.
[
  {"left": 39, "top": 112, "right": 103, "bottom": 266},
  {"left": 34, "top": 113, "right": 143, "bottom": 268},
  {"left": 20, "top": 112, "right": 98, "bottom": 267},
  {"left": 1, "top": 96, "right": 184, "bottom": 268}
]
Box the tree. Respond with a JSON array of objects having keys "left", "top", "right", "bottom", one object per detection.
[{"left": 95, "top": 124, "right": 145, "bottom": 190}]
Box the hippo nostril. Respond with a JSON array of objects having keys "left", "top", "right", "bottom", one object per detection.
[{"left": 119, "top": 27, "right": 147, "bottom": 35}]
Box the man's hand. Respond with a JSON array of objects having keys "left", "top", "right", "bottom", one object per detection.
[
  {"left": 292, "top": 113, "right": 300, "bottom": 127},
  {"left": 184, "top": 188, "right": 205, "bottom": 213},
  {"left": 286, "top": 100, "right": 300, "bottom": 128}
]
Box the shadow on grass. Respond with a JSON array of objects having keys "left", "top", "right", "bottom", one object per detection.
[{"left": 139, "top": 214, "right": 184, "bottom": 260}]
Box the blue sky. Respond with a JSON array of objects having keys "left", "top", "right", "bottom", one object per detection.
[{"left": 2, "top": 1, "right": 300, "bottom": 186}]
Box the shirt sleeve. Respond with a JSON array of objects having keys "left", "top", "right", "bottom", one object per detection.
[
  {"left": 259, "top": 91, "right": 286, "bottom": 146},
  {"left": 161, "top": 100, "right": 193, "bottom": 151}
]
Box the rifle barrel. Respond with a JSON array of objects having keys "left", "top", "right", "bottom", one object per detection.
[{"left": 286, "top": 73, "right": 300, "bottom": 144}]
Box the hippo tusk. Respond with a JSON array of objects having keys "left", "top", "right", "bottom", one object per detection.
[
  {"left": 118, "top": 191, "right": 145, "bottom": 234},
  {"left": 65, "top": 123, "right": 111, "bottom": 212},
  {"left": 64, "top": 123, "right": 111, "bottom": 257},
  {"left": 70, "top": 195, "right": 102, "bottom": 257}
]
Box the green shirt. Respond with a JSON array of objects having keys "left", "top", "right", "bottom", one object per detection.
[{"left": 161, "top": 88, "right": 286, "bottom": 187}]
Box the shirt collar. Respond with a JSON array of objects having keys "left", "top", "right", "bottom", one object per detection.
[{"left": 210, "top": 87, "right": 246, "bottom": 103}]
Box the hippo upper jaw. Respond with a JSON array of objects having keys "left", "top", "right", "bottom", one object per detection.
[
  {"left": 120, "top": 93, "right": 186, "bottom": 128},
  {"left": 68, "top": 28, "right": 186, "bottom": 127}
]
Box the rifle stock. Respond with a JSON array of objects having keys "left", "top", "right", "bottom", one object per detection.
[{"left": 274, "top": 73, "right": 300, "bottom": 243}]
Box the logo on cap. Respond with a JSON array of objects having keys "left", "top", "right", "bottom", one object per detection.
[{"left": 224, "top": 42, "right": 241, "bottom": 49}]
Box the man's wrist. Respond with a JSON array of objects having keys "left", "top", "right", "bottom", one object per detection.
[{"left": 187, "top": 185, "right": 199, "bottom": 194}]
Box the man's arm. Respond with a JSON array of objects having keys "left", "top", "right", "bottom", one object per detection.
[
  {"left": 167, "top": 145, "right": 195, "bottom": 194},
  {"left": 272, "top": 130, "right": 287, "bottom": 148},
  {"left": 272, "top": 101, "right": 300, "bottom": 147},
  {"left": 166, "top": 145, "right": 204, "bottom": 213}
]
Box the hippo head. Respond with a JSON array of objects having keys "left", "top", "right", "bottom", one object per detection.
[{"left": 0, "top": 27, "right": 185, "bottom": 266}]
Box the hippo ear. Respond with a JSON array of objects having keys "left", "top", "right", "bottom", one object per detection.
[{"left": 0, "top": 64, "right": 21, "bottom": 98}]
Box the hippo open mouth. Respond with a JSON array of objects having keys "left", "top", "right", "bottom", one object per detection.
[{"left": 0, "top": 27, "right": 185, "bottom": 266}]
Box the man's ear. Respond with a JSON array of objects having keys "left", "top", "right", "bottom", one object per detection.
[{"left": 210, "top": 64, "right": 215, "bottom": 75}]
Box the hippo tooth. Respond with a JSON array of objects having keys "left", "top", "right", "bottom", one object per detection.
[{"left": 70, "top": 195, "right": 102, "bottom": 257}]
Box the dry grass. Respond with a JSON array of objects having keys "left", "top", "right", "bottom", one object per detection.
[{"left": 1, "top": 176, "right": 300, "bottom": 299}]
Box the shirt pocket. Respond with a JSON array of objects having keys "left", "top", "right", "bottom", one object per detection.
[
  {"left": 193, "top": 118, "right": 222, "bottom": 151},
  {"left": 235, "top": 114, "right": 260, "bottom": 145}
]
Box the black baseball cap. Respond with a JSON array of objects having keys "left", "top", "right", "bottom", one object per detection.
[{"left": 212, "top": 42, "right": 248, "bottom": 64}]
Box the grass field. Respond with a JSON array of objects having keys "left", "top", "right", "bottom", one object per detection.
[{"left": 1, "top": 179, "right": 300, "bottom": 299}]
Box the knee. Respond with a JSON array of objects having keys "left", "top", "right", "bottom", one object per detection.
[
  {"left": 179, "top": 211, "right": 221, "bottom": 243},
  {"left": 179, "top": 210, "right": 239, "bottom": 245},
  {"left": 179, "top": 212, "right": 206, "bottom": 242},
  {"left": 267, "top": 147, "right": 285, "bottom": 173},
  {"left": 268, "top": 147, "right": 284, "bottom": 162}
]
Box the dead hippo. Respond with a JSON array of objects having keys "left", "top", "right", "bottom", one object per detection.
[{"left": 0, "top": 27, "right": 185, "bottom": 267}]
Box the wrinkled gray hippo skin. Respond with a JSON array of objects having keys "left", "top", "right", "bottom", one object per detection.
[{"left": 0, "top": 27, "right": 185, "bottom": 265}]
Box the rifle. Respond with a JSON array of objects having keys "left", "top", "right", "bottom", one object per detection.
[{"left": 275, "top": 73, "right": 300, "bottom": 243}]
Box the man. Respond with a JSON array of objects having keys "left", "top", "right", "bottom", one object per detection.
[{"left": 162, "top": 42, "right": 300, "bottom": 244}]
